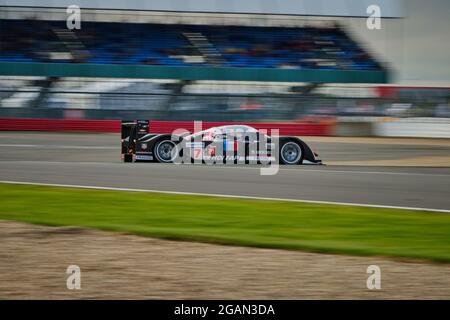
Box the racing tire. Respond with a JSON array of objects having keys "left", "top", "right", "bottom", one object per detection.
[
  {"left": 123, "top": 154, "right": 133, "bottom": 163},
  {"left": 279, "top": 140, "right": 303, "bottom": 165},
  {"left": 154, "top": 139, "right": 178, "bottom": 163}
]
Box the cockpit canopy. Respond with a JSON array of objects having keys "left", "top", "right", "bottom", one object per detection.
[{"left": 185, "top": 125, "right": 258, "bottom": 141}]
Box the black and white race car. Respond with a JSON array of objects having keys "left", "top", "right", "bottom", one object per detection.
[{"left": 121, "top": 120, "right": 322, "bottom": 165}]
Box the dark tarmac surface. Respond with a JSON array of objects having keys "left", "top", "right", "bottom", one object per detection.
[{"left": 0, "top": 132, "right": 449, "bottom": 210}]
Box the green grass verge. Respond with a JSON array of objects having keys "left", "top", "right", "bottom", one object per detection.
[{"left": 1, "top": 183, "right": 450, "bottom": 262}]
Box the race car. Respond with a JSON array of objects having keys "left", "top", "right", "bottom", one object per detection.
[{"left": 121, "top": 120, "right": 322, "bottom": 165}]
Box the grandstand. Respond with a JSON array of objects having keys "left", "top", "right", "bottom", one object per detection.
[
  {"left": 0, "top": 15, "right": 387, "bottom": 83},
  {"left": 1, "top": 19, "right": 382, "bottom": 71},
  {"left": 1, "top": 2, "right": 428, "bottom": 122}
]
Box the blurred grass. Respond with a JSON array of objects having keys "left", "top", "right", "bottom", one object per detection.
[{"left": 0, "top": 183, "right": 450, "bottom": 262}]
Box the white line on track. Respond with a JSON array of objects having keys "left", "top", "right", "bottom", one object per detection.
[
  {"left": 1, "top": 180, "right": 449, "bottom": 213},
  {"left": 142, "top": 163, "right": 450, "bottom": 177},
  {"left": 1, "top": 160, "right": 449, "bottom": 177}
]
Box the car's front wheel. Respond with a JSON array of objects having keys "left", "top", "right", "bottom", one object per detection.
[{"left": 279, "top": 140, "right": 303, "bottom": 165}]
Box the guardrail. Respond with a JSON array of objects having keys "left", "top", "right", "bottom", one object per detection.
[
  {"left": 0, "top": 118, "right": 334, "bottom": 136},
  {"left": 0, "top": 118, "right": 121, "bottom": 133},
  {"left": 3, "top": 117, "right": 450, "bottom": 138}
]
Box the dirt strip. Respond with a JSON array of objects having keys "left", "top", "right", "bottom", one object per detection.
[
  {"left": 327, "top": 155, "right": 450, "bottom": 167},
  {"left": 302, "top": 136, "right": 450, "bottom": 167},
  {"left": 303, "top": 136, "right": 450, "bottom": 147},
  {"left": 0, "top": 221, "right": 449, "bottom": 299}
]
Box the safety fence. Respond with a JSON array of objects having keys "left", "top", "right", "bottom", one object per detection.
[{"left": 0, "top": 118, "right": 334, "bottom": 136}]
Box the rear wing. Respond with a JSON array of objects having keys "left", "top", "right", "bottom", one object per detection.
[{"left": 121, "top": 120, "right": 150, "bottom": 161}]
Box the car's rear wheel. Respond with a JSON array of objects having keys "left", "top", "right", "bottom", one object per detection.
[
  {"left": 154, "top": 140, "right": 177, "bottom": 163},
  {"left": 123, "top": 154, "right": 133, "bottom": 163},
  {"left": 279, "top": 141, "right": 303, "bottom": 165}
]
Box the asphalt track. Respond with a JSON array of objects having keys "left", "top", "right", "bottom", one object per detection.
[{"left": 0, "top": 132, "right": 449, "bottom": 211}]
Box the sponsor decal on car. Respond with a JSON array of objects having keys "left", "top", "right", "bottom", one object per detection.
[{"left": 135, "top": 155, "right": 153, "bottom": 161}]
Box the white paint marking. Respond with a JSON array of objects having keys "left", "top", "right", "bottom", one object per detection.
[
  {"left": 147, "top": 163, "right": 449, "bottom": 177},
  {"left": 0, "top": 160, "right": 448, "bottom": 177},
  {"left": 1, "top": 180, "right": 449, "bottom": 213}
]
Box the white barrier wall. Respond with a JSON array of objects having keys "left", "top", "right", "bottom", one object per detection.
[{"left": 374, "top": 118, "right": 450, "bottom": 138}]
